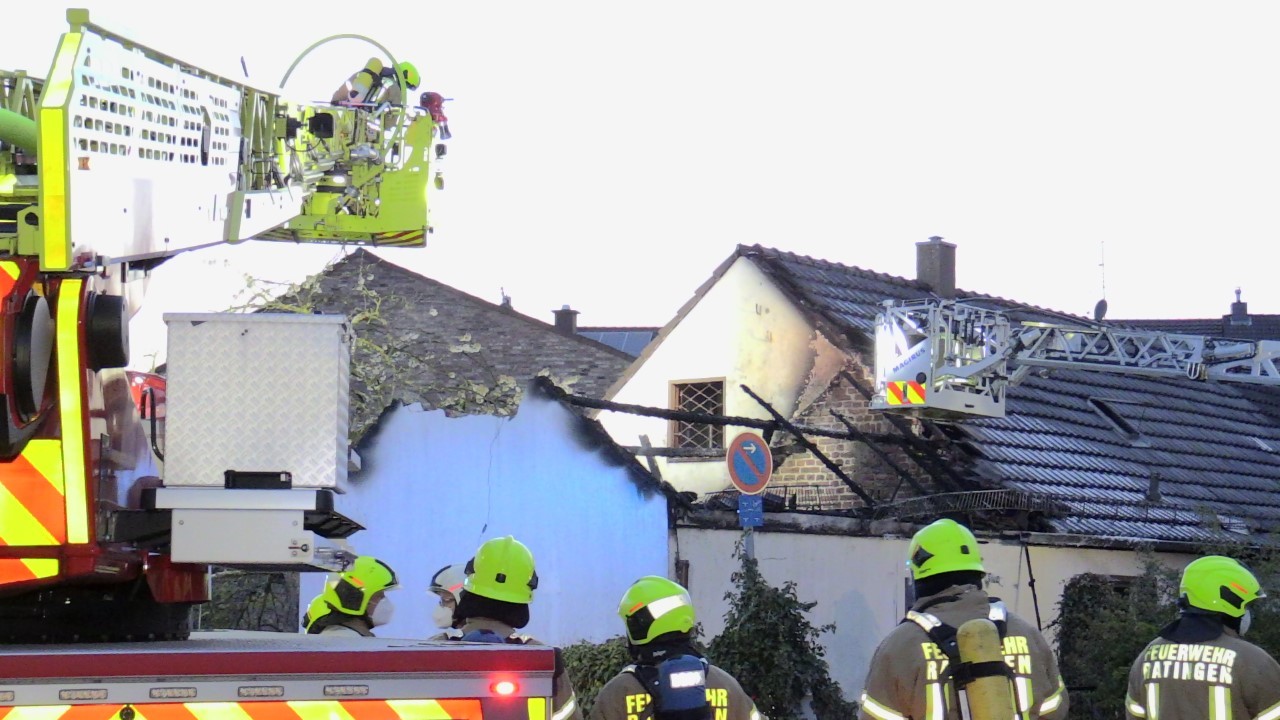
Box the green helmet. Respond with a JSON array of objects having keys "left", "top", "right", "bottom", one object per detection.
[
  {"left": 301, "top": 593, "right": 333, "bottom": 631},
  {"left": 323, "top": 556, "right": 399, "bottom": 616},
  {"left": 397, "top": 62, "right": 420, "bottom": 90},
  {"left": 907, "top": 519, "right": 985, "bottom": 580},
  {"left": 619, "top": 576, "right": 696, "bottom": 645},
  {"left": 1181, "top": 555, "right": 1265, "bottom": 618},
  {"left": 464, "top": 536, "right": 539, "bottom": 604}
]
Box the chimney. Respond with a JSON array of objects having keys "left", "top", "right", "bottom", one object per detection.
[
  {"left": 1230, "top": 287, "right": 1251, "bottom": 326},
  {"left": 916, "top": 235, "right": 957, "bottom": 299},
  {"left": 553, "top": 305, "right": 579, "bottom": 334}
]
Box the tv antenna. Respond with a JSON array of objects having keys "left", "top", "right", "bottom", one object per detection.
[{"left": 1093, "top": 241, "right": 1108, "bottom": 323}]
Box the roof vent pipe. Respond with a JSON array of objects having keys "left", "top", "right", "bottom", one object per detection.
[{"left": 1146, "top": 470, "right": 1163, "bottom": 503}]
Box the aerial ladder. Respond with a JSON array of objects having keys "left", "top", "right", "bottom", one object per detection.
[
  {"left": 870, "top": 298, "right": 1280, "bottom": 420},
  {"left": 0, "top": 9, "right": 443, "bottom": 640}
]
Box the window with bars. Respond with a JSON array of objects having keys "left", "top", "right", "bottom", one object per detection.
[{"left": 670, "top": 380, "right": 724, "bottom": 450}]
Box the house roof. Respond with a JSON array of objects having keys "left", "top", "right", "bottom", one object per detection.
[
  {"left": 1111, "top": 292, "right": 1280, "bottom": 342},
  {"left": 576, "top": 327, "right": 660, "bottom": 357},
  {"left": 298, "top": 249, "right": 635, "bottom": 441},
  {"left": 721, "top": 244, "right": 1280, "bottom": 545},
  {"left": 1113, "top": 316, "right": 1280, "bottom": 342}
]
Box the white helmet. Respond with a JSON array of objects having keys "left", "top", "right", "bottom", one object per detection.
[{"left": 429, "top": 563, "right": 467, "bottom": 603}]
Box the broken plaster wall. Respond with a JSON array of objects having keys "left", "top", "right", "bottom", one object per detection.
[{"left": 299, "top": 387, "right": 669, "bottom": 645}]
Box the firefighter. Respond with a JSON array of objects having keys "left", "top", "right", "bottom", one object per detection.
[
  {"left": 332, "top": 59, "right": 420, "bottom": 106},
  {"left": 590, "top": 576, "right": 766, "bottom": 720},
  {"left": 859, "top": 519, "right": 1068, "bottom": 720},
  {"left": 301, "top": 555, "right": 399, "bottom": 637},
  {"left": 448, "top": 536, "right": 582, "bottom": 720},
  {"left": 1125, "top": 555, "right": 1280, "bottom": 719},
  {"left": 428, "top": 562, "right": 467, "bottom": 638}
]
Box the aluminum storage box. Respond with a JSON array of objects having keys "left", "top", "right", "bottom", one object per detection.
[{"left": 162, "top": 313, "right": 350, "bottom": 489}]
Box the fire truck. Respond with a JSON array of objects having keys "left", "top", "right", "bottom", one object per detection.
[
  {"left": 0, "top": 9, "right": 558, "bottom": 720},
  {"left": 870, "top": 297, "right": 1280, "bottom": 420}
]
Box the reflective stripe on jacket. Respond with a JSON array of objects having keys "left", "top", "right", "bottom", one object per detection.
[
  {"left": 589, "top": 664, "right": 765, "bottom": 720},
  {"left": 858, "top": 584, "right": 1068, "bottom": 720},
  {"left": 1125, "top": 629, "right": 1280, "bottom": 720}
]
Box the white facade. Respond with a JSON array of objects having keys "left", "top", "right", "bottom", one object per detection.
[
  {"left": 301, "top": 388, "right": 670, "bottom": 644},
  {"left": 674, "top": 522, "right": 1194, "bottom": 701},
  {"left": 601, "top": 257, "right": 844, "bottom": 495}
]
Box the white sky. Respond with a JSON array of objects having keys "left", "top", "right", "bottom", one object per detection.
[{"left": 5, "top": 2, "right": 1280, "bottom": 369}]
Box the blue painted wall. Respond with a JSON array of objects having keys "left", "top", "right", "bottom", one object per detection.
[{"left": 300, "top": 388, "right": 670, "bottom": 644}]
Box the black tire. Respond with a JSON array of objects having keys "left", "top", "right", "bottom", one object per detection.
[{"left": 86, "top": 292, "right": 130, "bottom": 371}]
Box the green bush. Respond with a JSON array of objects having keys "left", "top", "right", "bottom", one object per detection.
[
  {"left": 196, "top": 569, "right": 299, "bottom": 632},
  {"left": 562, "top": 636, "right": 633, "bottom": 718},
  {"left": 705, "top": 539, "right": 858, "bottom": 720},
  {"left": 560, "top": 538, "right": 856, "bottom": 720}
]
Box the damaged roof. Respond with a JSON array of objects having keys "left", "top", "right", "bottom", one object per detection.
[
  {"left": 291, "top": 249, "right": 635, "bottom": 442},
  {"left": 737, "top": 244, "right": 1280, "bottom": 545}
]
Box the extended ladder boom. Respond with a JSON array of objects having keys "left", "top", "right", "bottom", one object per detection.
[
  {"left": 0, "top": 9, "right": 443, "bottom": 635},
  {"left": 871, "top": 299, "right": 1280, "bottom": 420},
  {"left": 2, "top": 9, "right": 434, "bottom": 274}
]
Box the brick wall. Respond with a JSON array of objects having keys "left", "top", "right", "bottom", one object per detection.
[{"left": 770, "top": 354, "right": 932, "bottom": 511}]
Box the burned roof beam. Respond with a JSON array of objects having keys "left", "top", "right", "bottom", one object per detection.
[
  {"left": 838, "top": 369, "right": 972, "bottom": 492},
  {"left": 623, "top": 444, "right": 807, "bottom": 459},
  {"left": 829, "top": 409, "right": 930, "bottom": 497},
  {"left": 555, "top": 388, "right": 895, "bottom": 442},
  {"left": 740, "top": 383, "right": 877, "bottom": 508}
]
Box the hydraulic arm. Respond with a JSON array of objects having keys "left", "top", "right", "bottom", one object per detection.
[
  {"left": 0, "top": 9, "right": 441, "bottom": 640},
  {"left": 871, "top": 299, "right": 1280, "bottom": 420}
]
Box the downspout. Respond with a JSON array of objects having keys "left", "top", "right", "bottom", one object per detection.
[{"left": 0, "top": 108, "right": 37, "bottom": 153}]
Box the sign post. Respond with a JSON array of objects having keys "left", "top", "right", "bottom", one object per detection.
[{"left": 726, "top": 431, "right": 773, "bottom": 559}]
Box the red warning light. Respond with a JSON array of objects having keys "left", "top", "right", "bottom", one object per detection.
[{"left": 491, "top": 680, "right": 518, "bottom": 696}]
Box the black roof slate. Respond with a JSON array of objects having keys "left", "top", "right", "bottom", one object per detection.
[{"left": 741, "top": 244, "right": 1280, "bottom": 545}]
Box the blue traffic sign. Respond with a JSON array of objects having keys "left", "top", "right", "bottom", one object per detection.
[
  {"left": 727, "top": 431, "right": 773, "bottom": 496},
  {"left": 737, "top": 494, "right": 764, "bottom": 528}
]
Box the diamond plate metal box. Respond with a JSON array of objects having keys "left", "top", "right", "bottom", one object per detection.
[{"left": 163, "top": 313, "right": 350, "bottom": 488}]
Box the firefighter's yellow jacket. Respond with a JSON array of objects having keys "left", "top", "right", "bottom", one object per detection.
[
  {"left": 858, "top": 584, "right": 1067, "bottom": 720},
  {"left": 1126, "top": 621, "right": 1280, "bottom": 720},
  {"left": 589, "top": 663, "right": 764, "bottom": 720}
]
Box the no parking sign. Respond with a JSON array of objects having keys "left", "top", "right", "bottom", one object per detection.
[
  {"left": 727, "top": 431, "right": 773, "bottom": 495},
  {"left": 727, "top": 432, "right": 772, "bottom": 528}
]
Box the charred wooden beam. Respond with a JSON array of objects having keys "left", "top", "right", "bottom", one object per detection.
[
  {"left": 740, "top": 383, "right": 877, "bottom": 508},
  {"left": 623, "top": 444, "right": 806, "bottom": 459},
  {"left": 554, "top": 388, "right": 851, "bottom": 440},
  {"left": 838, "top": 370, "right": 971, "bottom": 492},
  {"left": 829, "top": 409, "right": 930, "bottom": 497}
]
